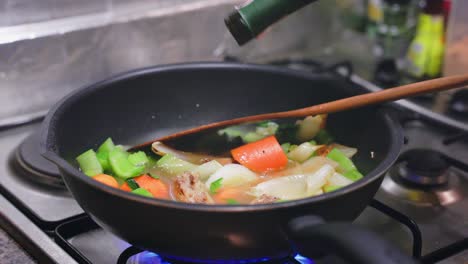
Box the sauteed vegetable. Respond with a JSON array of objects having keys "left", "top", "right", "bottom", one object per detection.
[{"left": 76, "top": 115, "right": 363, "bottom": 204}]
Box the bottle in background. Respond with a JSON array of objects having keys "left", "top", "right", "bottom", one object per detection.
[{"left": 404, "top": 0, "right": 445, "bottom": 79}]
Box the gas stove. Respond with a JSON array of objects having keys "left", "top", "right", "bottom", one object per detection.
[{"left": 0, "top": 60, "right": 467, "bottom": 264}]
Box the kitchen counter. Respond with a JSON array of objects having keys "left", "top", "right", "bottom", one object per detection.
[{"left": 0, "top": 227, "right": 35, "bottom": 263}]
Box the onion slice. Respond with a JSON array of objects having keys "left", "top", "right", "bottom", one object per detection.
[{"left": 151, "top": 141, "right": 232, "bottom": 165}]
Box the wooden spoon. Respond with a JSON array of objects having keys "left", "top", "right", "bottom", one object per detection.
[{"left": 132, "top": 73, "right": 468, "bottom": 149}]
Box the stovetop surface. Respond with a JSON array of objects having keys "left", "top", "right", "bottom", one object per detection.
[{"left": 0, "top": 63, "right": 467, "bottom": 264}]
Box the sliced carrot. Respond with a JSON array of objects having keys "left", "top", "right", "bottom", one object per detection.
[
  {"left": 231, "top": 135, "right": 288, "bottom": 172},
  {"left": 120, "top": 182, "right": 132, "bottom": 192},
  {"left": 92, "top": 174, "right": 119, "bottom": 188},
  {"left": 134, "top": 175, "right": 169, "bottom": 199}
]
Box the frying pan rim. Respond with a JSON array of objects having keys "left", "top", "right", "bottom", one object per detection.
[{"left": 40, "top": 62, "right": 403, "bottom": 212}]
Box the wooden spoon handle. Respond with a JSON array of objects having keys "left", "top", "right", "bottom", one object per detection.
[{"left": 145, "top": 73, "right": 468, "bottom": 144}]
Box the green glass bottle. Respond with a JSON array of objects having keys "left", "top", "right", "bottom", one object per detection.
[{"left": 225, "top": 0, "right": 319, "bottom": 45}]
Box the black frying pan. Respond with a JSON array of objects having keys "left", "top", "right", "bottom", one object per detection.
[{"left": 40, "top": 63, "right": 413, "bottom": 263}]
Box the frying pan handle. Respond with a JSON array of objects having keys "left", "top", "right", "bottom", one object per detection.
[{"left": 287, "top": 216, "right": 416, "bottom": 264}]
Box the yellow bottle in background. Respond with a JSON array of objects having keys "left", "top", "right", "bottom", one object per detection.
[{"left": 405, "top": 1, "right": 445, "bottom": 79}]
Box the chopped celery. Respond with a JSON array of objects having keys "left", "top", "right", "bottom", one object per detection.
[
  {"left": 76, "top": 149, "right": 103, "bottom": 177},
  {"left": 324, "top": 185, "right": 341, "bottom": 192},
  {"left": 190, "top": 160, "right": 223, "bottom": 181},
  {"left": 156, "top": 154, "right": 196, "bottom": 176},
  {"left": 315, "top": 130, "right": 334, "bottom": 145},
  {"left": 289, "top": 144, "right": 298, "bottom": 151},
  {"left": 97, "top": 138, "right": 115, "bottom": 153},
  {"left": 309, "top": 140, "right": 317, "bottom": 145},
  {"left": 255, "top": 121, "right": 279, "bottom": 136},
  {"left": 96, "top": 138, "right": 115, "bottom": 172},
  {"left": 109, "top": 148, "right": 144, "bottom": 179},
  {"left": 327, "top": 148, "right": 357, "bottom": 172},
  {"left": 128, "top": 151, "right": 149, "bottom": 166},
  {"left": 281, "top": 143, "right": 291, "bottom": 153},
  {"left": 132, "top": 188, "right": 153, "bottom": 197},
  {"left": 343, "top": 169, "right": 363, "bottom": 181},
  {"left": 96, "top": 151, "right": 110, "bottom": 172},
  {"left": 126, "top": 179, "right": 140, "bottom": 190},
  {"left": 218, "top": 127, "right": 244, "bottom": 140},
  {"left": 243, "top": 132, "right": 264, "bottom": 143}
]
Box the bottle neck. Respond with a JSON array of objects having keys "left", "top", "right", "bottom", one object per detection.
[{"left": 225, "top": 0, "right": 318, "bottom": 45}]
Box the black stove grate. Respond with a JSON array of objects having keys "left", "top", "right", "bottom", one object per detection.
[{"left": 369, "top": 199, "right": 422, "bottom": 258}]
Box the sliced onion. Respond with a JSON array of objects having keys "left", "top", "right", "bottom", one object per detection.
[
  {"left": 296, "top": 115, "right": 325, "bottom": 141},
  {"left": 327, "top": 172, "right": 353, "bottom": 187},
  {"left": 190, "top": 160, "right": 223, "bottom": 181},
  {"left": 301, "top": 156, "right": 339, "bottom": 174},
  {"left": 252, "top": 174, "right": 307, "bottom": 200},
  {"left": 205, "top": 164, "right": 257, "bottom": 189},
  {"left": 287, "top": 142, "right": 325, "bottom": 163},
  {"left": 152, "top": 141, "right": 232, "bottom": 165},
  {"left": 306, "top": 164, "right": 335, "bottom": 194},
  {"left": 331, "top": 143, "right": 357, "bottom": 158}
]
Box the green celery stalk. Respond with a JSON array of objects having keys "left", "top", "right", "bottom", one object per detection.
[
  {"left": 343, "top": 169, "right": 363, "bottom": 181},
  {"left": 96, "top": 138, "right": 115, "bottom": 172},
  {"left": 97, "top": 138, "right": 115, "bottom": 153},
  {"left": 76, "top": 149, "right": 103, "bottom": 177},
  {"left": 327, "top": 148, "right": 363, "bottom": 181},
  {"left": 128, "top": 151, "right": 149, "bottom": 166},
  {"left": 324, "top": 185, "right": 341, "bottom": 192},
  {"left": 109, "top": 148, "right": 144, "bottom": 179},
  {"left": 243, "top": 132, "right": 264, "bottom": 143},
  {"left": 327, "top": 148, "right": 357, "bottom": 172},
  {"left": 132, "top": 188, "right": 153, "bottom": 197},
  {"left": 156, "top": 154, "right": 196, "bottom": 176},
  {"left": 96, "top": 151, "right": 110, "bottom": 172}
]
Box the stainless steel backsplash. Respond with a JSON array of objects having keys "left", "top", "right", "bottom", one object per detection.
[{"left": 0, "top": 0, "right": 337, "bottom": 122}]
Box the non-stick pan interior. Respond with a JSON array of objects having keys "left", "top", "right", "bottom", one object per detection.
[{"left": 50, "top": 64, "right": 391, "bottom": 175}]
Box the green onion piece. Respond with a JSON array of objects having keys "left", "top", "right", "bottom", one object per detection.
[
  {"left": 128, "top": 151, "right": 149, "bottom": 166},
  {"left": 281, "top": 143, "right": 291, "bottom": 153},
  {"left": 309, "top": 140, "right": 317, "bottom": 145},
  {"left": 109, "top": 148, "right": 144, "bottom": 179},
  {"left": 324, "top": 185, "right": 342, "bottom": 192},
  {"left": 315, "top": 129, "right": 334, "bottom": 144},
  {"left": 131, "top": 188, "right": 153, "bottom": 197},
  {"left": 210, "top": 178, "right": 223, "bottom": 194},
  {"left": 327, "top": 148, "right": 357, "bottom": 172},
  {"left": 76, "top": 149, "right": 103, "bottom": 177},
  {"left": 226, "top": 198, "right": 239, "bottom": 205},
  {"left": 343, "top": 169, "right": 364, "bottom": 181},
  {"left": 126, "top": 179, "right": 140, "bottom": 190},
  {"left": 243, "top": 132, "right": 264, "bottom": 143}
]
